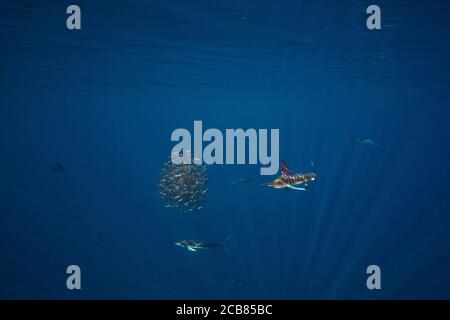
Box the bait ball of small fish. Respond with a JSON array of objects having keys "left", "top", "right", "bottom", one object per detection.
[{"left": 158, "top": 158, "right": 208, "bottom": 213}]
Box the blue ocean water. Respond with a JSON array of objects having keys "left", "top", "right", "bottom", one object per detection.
[{"left": 1, "top": 0, "right": 450, "bottom": 299}]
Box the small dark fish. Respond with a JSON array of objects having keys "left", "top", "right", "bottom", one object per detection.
[
  {"left": 231, "top": 177, "right": 252, "bottom": 184},
  {"left": 50, "top": 162, "right": 64, "bottom": 172},
  {"left": 351, "top": 137, "right": 375, "bottom": 146},
  {"left": 23, "top": 3, "right": 37, "bottom": 9}
]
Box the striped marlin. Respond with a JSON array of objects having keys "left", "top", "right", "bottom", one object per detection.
[
  {"left": 266, "top": 160, "right": 316, "bottom": 191},
  {"left": 175, "top": 236, "right": 232, "bottom": 253}
]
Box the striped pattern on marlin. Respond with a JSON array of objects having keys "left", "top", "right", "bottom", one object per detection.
[{"left": 266, "top": 160, "right": 316, "bottom": 191}]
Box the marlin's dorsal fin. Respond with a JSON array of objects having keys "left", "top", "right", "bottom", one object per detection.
[{"left": 281, "top": 160, "right": 296, "bottom": 176}]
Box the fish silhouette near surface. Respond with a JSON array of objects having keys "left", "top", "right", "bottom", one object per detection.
[
  {"left": 351, "top": 137, "right": 375, "bottom": 146},
  {"left": 50, "top": 162, "right": 65, "bottom": 173}
]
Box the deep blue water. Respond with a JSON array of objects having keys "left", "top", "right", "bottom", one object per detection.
[{"left": 1, "top": 0, "right": 450, "bottom": 299}]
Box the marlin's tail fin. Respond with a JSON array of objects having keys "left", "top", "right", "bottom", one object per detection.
[{"left": 223, "top": 235, "right": 232, "bottom": 254}]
